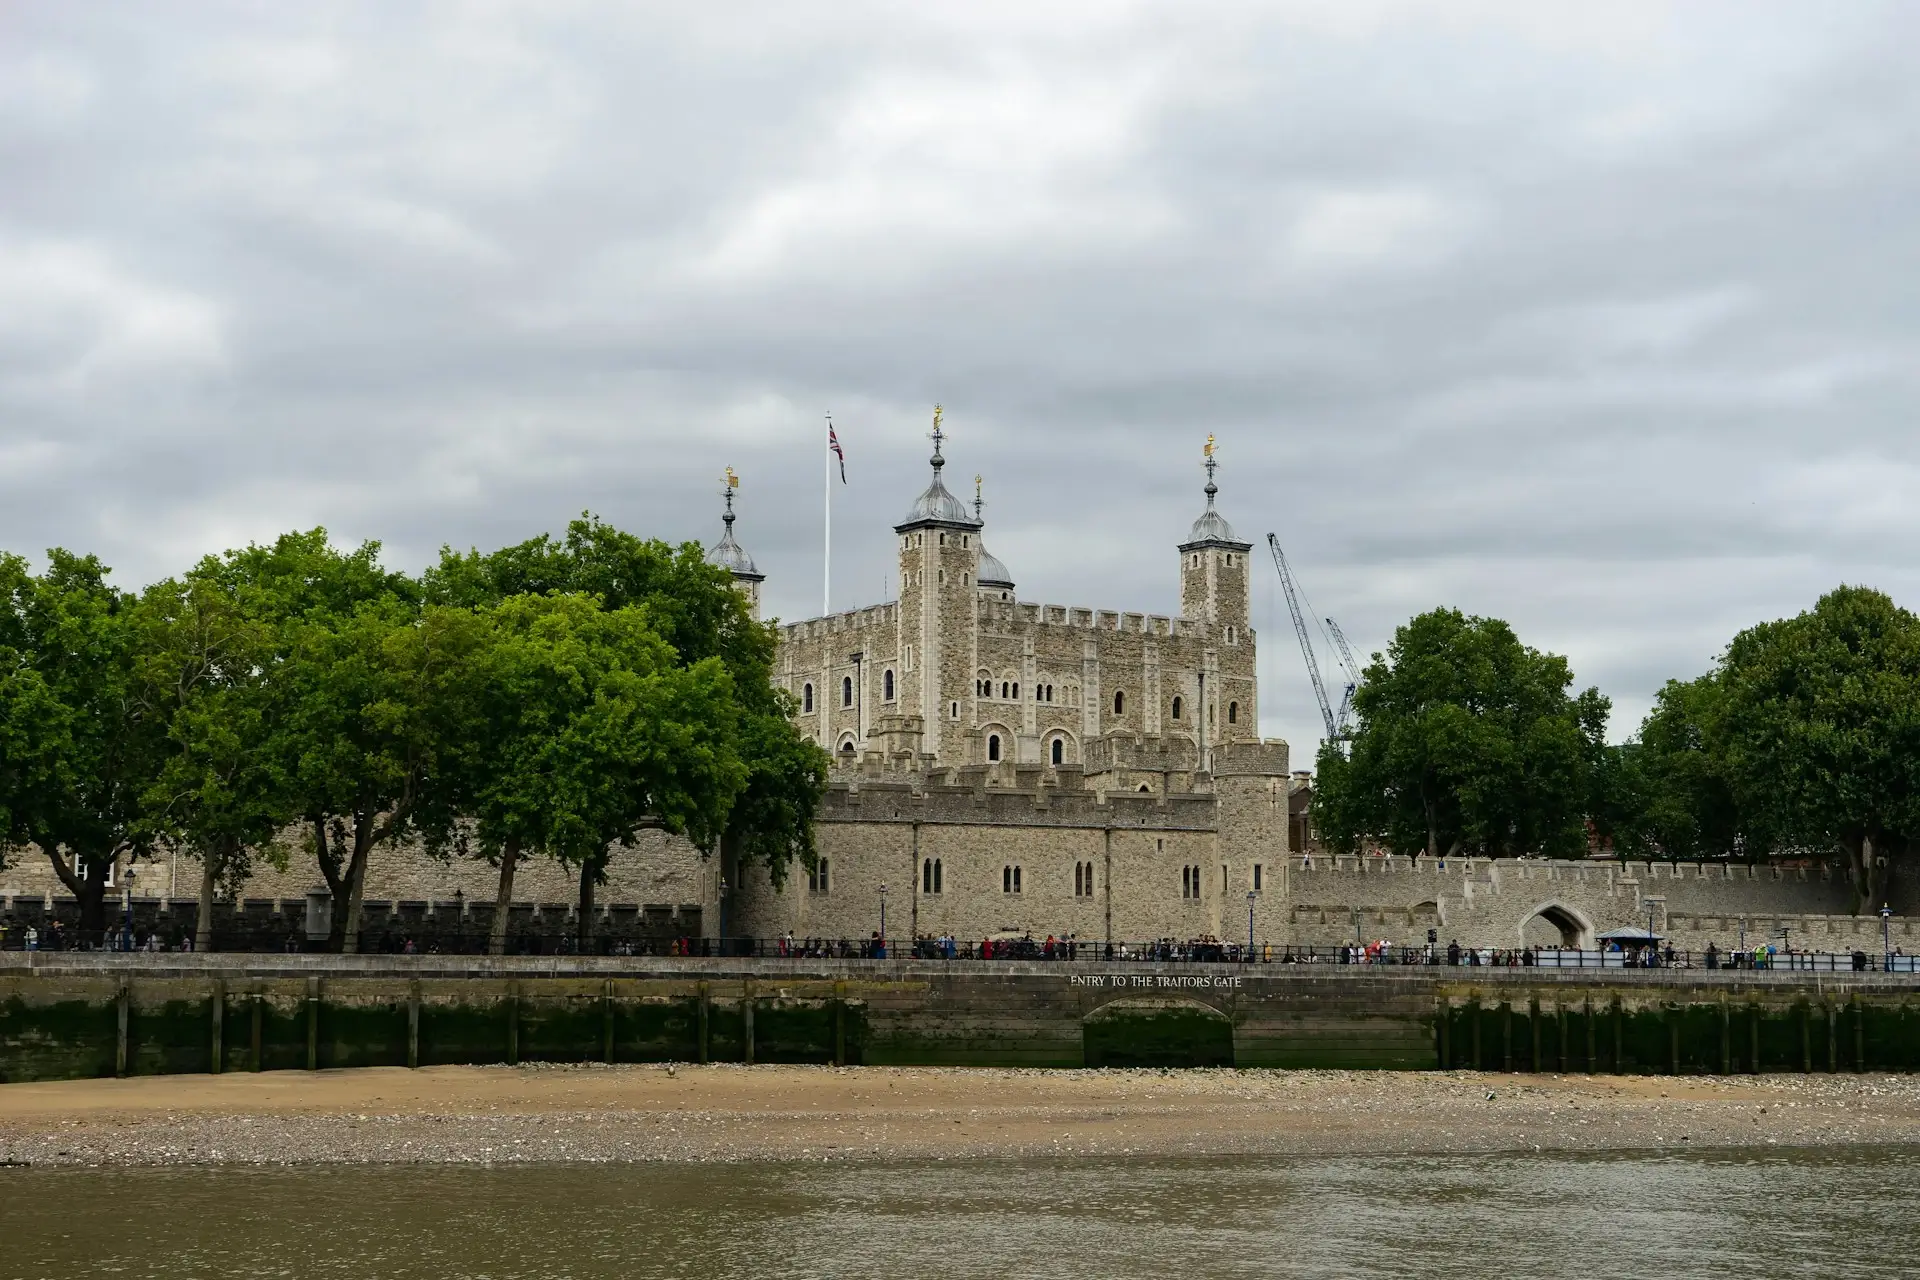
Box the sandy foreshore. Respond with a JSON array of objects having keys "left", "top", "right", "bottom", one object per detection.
[{"left": 0, "top": 1064, "right": 1915, "bottom": 1166}]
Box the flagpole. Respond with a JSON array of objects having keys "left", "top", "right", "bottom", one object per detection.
[{"left": 823, "top": 414, "right": 832, "bottom": 618}]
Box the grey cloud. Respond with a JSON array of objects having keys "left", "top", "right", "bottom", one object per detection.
[{"left": 4, "top": 1, "right": 1919, "bottom": 757}]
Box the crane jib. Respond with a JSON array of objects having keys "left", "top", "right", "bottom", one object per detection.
[{"left": 1266, "top": 534, "right": 1337, "bottom": 743}]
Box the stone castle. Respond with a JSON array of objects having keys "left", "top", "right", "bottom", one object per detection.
[
  {"left": 1, "top": 416, "right": 1908, "bottom": 954},
  {"left": 712, "top": 416, "right": 1294, "bottom": 944}
]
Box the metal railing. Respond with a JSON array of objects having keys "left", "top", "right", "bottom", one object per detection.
[{"left": 6, "top": 929, "right": 1919, "bottom": 973}]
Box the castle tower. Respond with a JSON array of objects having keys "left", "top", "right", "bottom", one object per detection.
[
  {"left": 972, "top": 476, "right": 1016, "bottom": 603},
  {"left": 893, "top": 407, "right": 981, "bottom": 763},
  {"left": 706, "top": 468, "right": 765, "bottom": 620},
  {"left": 1178, "top": 437, "right": 1255, "bottom": 767}
]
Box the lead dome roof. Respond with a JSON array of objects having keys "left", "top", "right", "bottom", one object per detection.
[
  {"left": 976, "top": 540, "right": 1014, "bottom": 588},
  {"left": 706, "top": 492, "right": 763, "bottom": 580}
]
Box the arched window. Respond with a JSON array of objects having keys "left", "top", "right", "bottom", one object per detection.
[
  {"left": 1113, "top": 690, "right": 1125, "bottom": 715},
  {"left": 1012, "top": 682, "right": 1019, "bottom": 699},
  {"left": 933, "top": 859, "right": 942, "bottom": 894},
  {"left": 1004, "top": 865, "right": 1012, "bottom": 893},
  {"left": 842, "top": 676, "right": 854, "bottom": 708},
  {"left": 1138, "top": 783, "right": 1151, "bottom": 793},
  {"left": 1000, "top": 681, "right": 1009, "bottom": 699},
  {"left": 884, "top": 669, "right": 895, "bottom": 700},
  {"left": 1074, "top": 863, "right": 1083, "bottom": 896},
  {"left": 1228, "top": 701, "right": 1239, "bottom": 725},
  {"left": 802, "top": 683, "right": 814, "bottom": 713},
  {"left": 1171, "top": 696, "right": 1182, "bottom": 721},
  {"left": 923, "top": 858, "right": 933, "bottom": 894},
  {"left": 987, "top": 733, "right": 1002, "bottom": 762},
  {"left": 1050, "top": 738, "right": 1064, "bottom": 766},
  {"left": 1013, "top": 866, "right": 1022, "bottom": 894},
  {"left": 1182, "top": 866, "right": 1191, "bottom": 899}
]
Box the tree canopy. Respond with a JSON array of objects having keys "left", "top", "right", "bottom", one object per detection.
[
  {"left": 1716, "top": 586, "right": 1920, "bottom": 913},
  {"left": 428, "top": 514, "right": 826, "bottom": 890},
  {"left": 0, "top": 550, "right": 153, "bottom": 933},
  {"left": 1, "top": 515, "right": 827, "bottom": 949},
  {"left": 1310, "top": 607, "right": 1609, "bottom": 859}
]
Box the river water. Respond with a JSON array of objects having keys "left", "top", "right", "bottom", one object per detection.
[{"left": 4, "top": 1149, "right": 1916, "bottom": 1279}]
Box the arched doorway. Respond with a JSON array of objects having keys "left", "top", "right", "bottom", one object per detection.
[
  {"left": 1083, "top": 997, "right": 1234, "bottom": 1068},
  {"left": 1521, "top": 903, "right": 1592, "bottom": 950}
]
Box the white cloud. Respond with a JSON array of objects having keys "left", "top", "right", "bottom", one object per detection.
[
  {"left": 1280, "top": 188, "right": 1465, "bottom": 271},
  {"left": 0, "top": 241, "right": 225, "bottom": 394}
]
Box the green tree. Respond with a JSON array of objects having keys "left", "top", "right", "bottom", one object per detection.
[
  {"left": 427, "top": 593, "right": 747, "bottom": 954},
  {"left": 1608, "top": 674, "right": 1747, "bottom": 862},
  {"left": 204, "top": 530, "right": 463, "bottom": 954},
  {"left": 1311, "top": 607, "right": 1609, "bottom": 859},
  {"left": 1718, "top": 586, "right": 1920, "bottom": 913},
  {"left": 429, "top": 516, "right": 827, "bottom": 911},
  {"left": 130, "top": 571, "right": 287, "bottom": 950},
  {"left": 0, "top": 551, "right": 155, "bottom": 936}
]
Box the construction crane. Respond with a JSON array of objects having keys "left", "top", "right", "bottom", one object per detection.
[
  {"left": 1267, "top": 534, "right": 1338, "bottom": 744},
  {"left": 1325, "top": 618, "right": 1362, "bottom": 738}
]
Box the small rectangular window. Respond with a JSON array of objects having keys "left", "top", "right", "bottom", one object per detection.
[{"left": 1253, "top": 864, "right": 1263, "bottom": 892}]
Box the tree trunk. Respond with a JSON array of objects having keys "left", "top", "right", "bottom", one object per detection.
[
  {"left": 1842, "top": 832, "right": 1874, "bottom": 916},
  {"left": 490, "top": 839, "right": 520, "bottom": 957},
  {"left": 341, "top": 811, "right": 375, "bottom": 955},
  {"left": 195, "top": 847, "right": 219, "bottom": 952},
  {"left": 47, "top": 846, "right": 110, "bottom": 940},
  {"left": 576, "top": 854, "right": 601, "bottom": 952}
]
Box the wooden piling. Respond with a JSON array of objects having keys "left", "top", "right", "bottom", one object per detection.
[{"left": 210, "top": 979, "right": 224, "bottom": 1074}]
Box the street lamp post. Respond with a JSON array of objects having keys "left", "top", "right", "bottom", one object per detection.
[
  {"left": 1644, "top": 897, "right": 1658, "bottom": 968},
  {"left": 1883, "top": 904, "right": 1894, "bottom": 972},
  {"left": 879, "top": 882, "right": 888, "bottom": 955},
  {"left": 718, "top": 878, "right": 728, "bottom": 957},
  {"left": 1246, "top": 890, "right": 1257, "bottom": 958}
]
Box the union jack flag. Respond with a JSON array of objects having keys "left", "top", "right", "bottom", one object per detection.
[{"left": 828, "top": 420, "right": 846, "bottom": 483}]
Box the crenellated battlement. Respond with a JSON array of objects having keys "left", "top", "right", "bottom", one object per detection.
[{"left": 973, "top": 600, "right": 1199, "bottom": 638}]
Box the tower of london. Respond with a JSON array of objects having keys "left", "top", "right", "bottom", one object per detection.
[{"left": 712, "top": 415, "right": 1295, "bottom": 945}]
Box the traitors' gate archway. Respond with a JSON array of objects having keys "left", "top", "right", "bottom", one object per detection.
[
  {"left": 1521, "top": 903, "right": 1594, "bottom": 950},
  {"left": 1083, "top": 998, "right": 1234, "bottom": 1068}
]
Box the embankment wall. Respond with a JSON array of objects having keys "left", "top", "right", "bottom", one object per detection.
[{"left": 6, "top": 956, "right": 1920, "bottom": 1082}]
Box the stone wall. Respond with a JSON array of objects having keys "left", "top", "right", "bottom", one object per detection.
[
  {"left": 7, "top": 953, "right": 1920, "bottom": 1082},
  {"left": 1283, "top": 854, "right": 1912, "bottom": 952},
  {"left": 1, "top": 827, "right": 717, "bottom": 938},
  {"left": 731, "top": 739, "right": 1291, "bottom": 945}
]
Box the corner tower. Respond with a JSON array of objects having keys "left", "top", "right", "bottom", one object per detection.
[
  {"left": 1178, "top": 437, "right": 1253, "bottom": 631},
  {"left": 706, "top": 468, "right": 765, "bottom": 620},
  {"left": 893, "top": 407, "right": 981, "bottom": 762}
]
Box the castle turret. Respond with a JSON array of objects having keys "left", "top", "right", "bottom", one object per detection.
[
  {"left": 893, "top": 407, "right": 981, "bottom": 763},
  {"left": 1178, "top": 438, "right": 1256, "bottom": 767},
  {"left": 1178, "top": 437, "right": 1252, "bottom": 629},
  {"left": 706, "top": 469, "right": 765, "bottom": 620},
  {"left": 972, "top": 475, "right": 1016, "bottom": 602}
]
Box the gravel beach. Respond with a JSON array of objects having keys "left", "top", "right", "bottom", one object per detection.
[{"left": 1, "top": 1064, "right": 1916, "bottom": 1167}]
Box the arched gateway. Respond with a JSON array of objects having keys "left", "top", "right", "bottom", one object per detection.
[
  {"left": 1082, "top": 997, "right": 1233, "bottom": 1069},
  {"left": 1521, "top": 902, "right": 1593, "bottom": 950}
]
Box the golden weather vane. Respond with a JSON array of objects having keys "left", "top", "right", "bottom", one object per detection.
[
  {"left": 724, "top": 466, "right": 740, "bottom": 489},
  {"left": 1203, "top": 433, "right": 1216, "bottom": 459},
  {"left": 933, "top": 404, "right": 944, "bottom": 433}
]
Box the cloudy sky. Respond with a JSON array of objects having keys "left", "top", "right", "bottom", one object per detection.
[{"left": 5, "top": 1, "right": 1918, "bottom": 759}]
